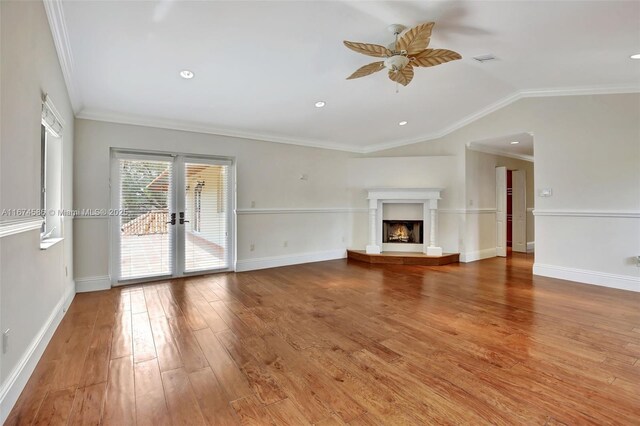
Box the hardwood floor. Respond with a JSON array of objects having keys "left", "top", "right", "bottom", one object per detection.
[{"left": 7, "top": 253, "right": 640, "bottom": 425}]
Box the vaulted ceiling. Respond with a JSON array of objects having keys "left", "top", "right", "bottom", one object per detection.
[{"left": 48, "top": 0, "right": 640, "bottom": 152}]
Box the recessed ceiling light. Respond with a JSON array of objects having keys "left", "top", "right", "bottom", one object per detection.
[
  {"left": 398, "top": 121, "right": 408, "bottom": 126},
  {"left": 315, "top": 101, "right": 326, "bottom": 108},
  {"left": 179, "top": 70, "right": 194, "bottom": 79},
  {"left": 510, "top": 141, "right": 520, "bottom": 145},
  {"left": 630, "top": 54, "right": 640, "bottom": 59}
]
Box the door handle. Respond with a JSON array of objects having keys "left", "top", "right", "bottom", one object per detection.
[
  {"left": 179, "top": 212, "right": 189, "bottom": 225},
  {"left": 166, "top": 213, "right": 176, "bottom": 225}
]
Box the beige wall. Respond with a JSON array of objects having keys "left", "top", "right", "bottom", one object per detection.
[
  {"left": 1, "top": 1, "right": 638, "bottom": 421},
  {"left": 369, "top": 93, "right": 640, "bottom": 285},
  {"left": 0, "top": 0, "right": 75, "bottom": 420},
  {"left": 76, "top": 94, "right": 640, "bottom": 288},
  {"left": 347, "top": 156, "right": 460, "bottom": 253},
  {"left": 465, "top": 149, "right": 535, "bottom": 245},
  {"left": 73, "top": 118, "right": 353, "bottom": 279}
]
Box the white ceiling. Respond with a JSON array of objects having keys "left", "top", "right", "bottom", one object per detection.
[
  {"left": 51, "top": 0, "right": 640, "bottom": 152},
  {"left": 468, "top": 132, "right": 534, "bottom": 161}
]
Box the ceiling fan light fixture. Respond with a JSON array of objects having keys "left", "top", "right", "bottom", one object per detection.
[
  {"left": 384, "top": 55, "right": 410, "bottom": 71},
  {"left": 343, "top": 22, "right": 461, "bottom": 87}
]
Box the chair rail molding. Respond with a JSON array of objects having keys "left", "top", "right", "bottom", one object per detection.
[
  {"left": 0, "top": 217, "right": 43, "bottom": 238},
  {"left": 533, "top": 210, "right": 640, "bottom": 218},
  {"left": 440, "top": 208, "right": 497, "bottom": 214},
  {"left": 236, "top": 207, "right": 367, "bottom": 215}
]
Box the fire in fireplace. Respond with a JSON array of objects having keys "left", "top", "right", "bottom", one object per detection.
[{"left": 383, "top": 220, "right": 424, "bottom": 244}]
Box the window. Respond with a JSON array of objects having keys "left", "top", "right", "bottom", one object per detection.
[{"left": 40, "top": 95, "right": 64, "bottom": 245}]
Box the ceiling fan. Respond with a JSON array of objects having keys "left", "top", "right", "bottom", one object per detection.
[{"left": 344, "top": 23, "right": 461, "bottom": 87}]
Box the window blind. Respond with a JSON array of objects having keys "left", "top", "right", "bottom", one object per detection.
[
  {"left": 41, "top": 95, "right": 64, "bottom": 138},
  {"left": 183, "top": 161, "right": 230, "bottom": 272},
  {"left": 119, "top": 158, "right": 173, "bottom": 280}
]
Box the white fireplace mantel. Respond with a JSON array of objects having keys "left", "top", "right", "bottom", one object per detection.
[{"left": 365, "top": 187, "right": 443, "bottom": 256}]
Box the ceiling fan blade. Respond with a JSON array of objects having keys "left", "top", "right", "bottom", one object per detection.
[
  {"left": 410, "top": 49, "right": 462, "bottom": 67},
  {"left": 347, "top": 61, "right": 385, "bottom": 80},
  {"left": 397, "top": 22, "right": 434, "bottom": 54},
  {"left": 388, "top": 65, "right": 414, "bottom": 86},
  {"left": 343, "top": 41, "right": 392, "bottom": 58}
]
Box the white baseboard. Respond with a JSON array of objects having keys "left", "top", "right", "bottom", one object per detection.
[
  {"left": 533, "top": 263, "right": 640, "bottom": 293},
  {"left": 460, "top": 248, "right": 497, "bottom": 263},
  {"left": 0, "top": 286, "right": 75, "bottom": 424},
  {"left": 235, "top": 249, "right": 347, "bottom": 272},
  {"left": 527, "top": 241, "right": 535, "bottom": 252},
  {"left": 75, "top": 275, "right": 111, "bottom": 292}
]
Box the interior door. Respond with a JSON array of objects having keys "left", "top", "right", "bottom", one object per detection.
[
  {"left": 112, "top": 152, "right": 233, "bottom": 284},
  {"left": 512, "top": 170, "right": 527, "bottom": 253},
  {"left": 496, "top": 166, "right": 507, "bottom": 257}
]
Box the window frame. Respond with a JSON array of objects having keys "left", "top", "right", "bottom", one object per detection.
[{"left": 40, "top": 95, "right": 64, "bottom": 246}]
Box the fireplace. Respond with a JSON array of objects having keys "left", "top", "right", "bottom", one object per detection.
[{"left": 382, "top": 220, "right": 424, "bottom": 244}]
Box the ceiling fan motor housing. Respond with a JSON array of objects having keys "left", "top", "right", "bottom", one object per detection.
[{"left": 384, "top": 55, "right": 410, "bottom": 71}]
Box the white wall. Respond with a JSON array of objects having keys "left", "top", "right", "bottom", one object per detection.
[
  {"left": 0, "top": 1, "right": 75, "bottom": 421},
  {"left": 73, "top": 118, "right": 353, "bottom": 280},
  {"left": 370, "top": 94, "right": 640, "bottom": 290}
]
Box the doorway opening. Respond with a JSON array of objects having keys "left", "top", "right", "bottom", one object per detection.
[
  {"left": 496, "top": 166, "right": 527, "bottom": 257},
  {"left": 467, "top": 131, "right": 534, "bottom": 259}
]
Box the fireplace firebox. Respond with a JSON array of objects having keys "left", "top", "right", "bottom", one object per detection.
[{"left": 382, "top": 220, "right": 424, "bottom": 244}]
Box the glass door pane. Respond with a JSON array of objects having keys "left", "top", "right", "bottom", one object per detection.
[
  {"left": 183, "top": 161, "right": 230, "bottom": 272},
  {"left": 118, "top": 158, "right": 173, "bottom": 279}
]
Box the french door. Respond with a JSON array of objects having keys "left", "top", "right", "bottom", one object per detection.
[{"left": 111, "top": 151, "right": 234, "bottom": 284}]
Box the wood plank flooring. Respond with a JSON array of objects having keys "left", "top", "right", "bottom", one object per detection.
[{"left": 6, "top": 253, "right": 640, "bottom": 425}]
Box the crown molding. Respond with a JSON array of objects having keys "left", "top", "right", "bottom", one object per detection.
[
  {"left": 76, "top": 109, "right": 361, "bottom": 153},
  {"left": 360, "top": 84, "right": 640, "bottom": 153},
  {"left": 77, "top": 83, "right": 638, "bottom": 155},
  {"left": 519, "top": 85, "right": 640, "bottom": 98},
  {"left": 362, "top": 90, "right": 523, "bottom": 153},
  {"left": 466, "top": 143, "right": 534, "bottom": 163},
  {"left": 43, "top": 0, "right": 83, "bottom": 113}
]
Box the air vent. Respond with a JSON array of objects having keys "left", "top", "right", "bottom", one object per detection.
[{"left": 473, "top": 54, "right": 496, "bottom": 63}]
